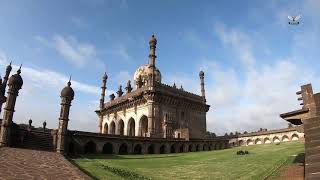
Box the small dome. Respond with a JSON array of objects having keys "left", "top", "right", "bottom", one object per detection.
[
  {"left": 8, "top": 69, "right": 23, "bottom": 89},
  {"left": 199, "top": 70, "right": 204, "bottom": 77},
  {"left": 149, "top": 34, "right": 157, "bottom": 46},
  {"left": 102, "top": 72, "right": 108, "bottom": 80},
  {"left": 61, "top": 81, "right": 74, "bottom": 99},
  {"left": 133, "top": 64, "right": 161, "bottom": 84}
]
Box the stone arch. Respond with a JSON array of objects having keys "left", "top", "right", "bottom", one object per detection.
[
  {"left": 264, "top": 137, "right": 271, "bottom": 144},
  {"left": 291, "top": 134, "right": 299, "bottom": 141},
  {"left": 102, "top": 142, "right": 113, "bottom": 154},
  {"left": 139, "top": 115, "right": 148, "bottom": 137},
  {"left": 196, "top": 144, "right": 201, "bottom": 151},
  {"left": 282, "top": 135, "right": 289, "bottom": 142},
  {"left": 188, "top": 144, "right": 193, "bottom": 152},
  {"left": 203, "top": 144, "right": 207, "bottom": 151},
  {"left": 160, "top": 145, "right": 166, "bottom": 154},
  {"left": 179, "top": 144, "right": 185, "bottom": 153},
  {"left": 84, "top": 141, "right": 96, "bottom": 154},
  {"left": 103, "top": 123, "right": 108, "bottom": 134},
  {"left": 127, "top": 118, "right": 135, "bottom": 136},
  {"left": 109, "top": 121, "right": 116, "bottom": 135},
  {"left": 273, "top": 136, "right": 280, "bottom": 143},
  {"left": 255, "top": 138, "right": 262, "bottom": 145},
  {"left": 148, "top": 144, "right": 155, "bottom": 154},
  {"left": 238, "top": 140, "right": 244, "bottom": 146},
  {"left": 68, "top": 142, "right": 75, "bottom": 154},
  {"left": 117, "top": 119, "right": 124, "bottom": 135},
  {"left": 247, "top": 139, "right": 254, "bottom": 145},
  {"left": 119, "top": 143, "right": 128, "bottom": 155},
  {"left": 170, "top": 144, "right": 175, "bottom": 153},
  {"left": 133, "top": 144, "right": 142, "bottom": 154}
]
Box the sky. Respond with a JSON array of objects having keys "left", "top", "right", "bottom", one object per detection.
[{"left": 0, "top": 0, "right": 319, "bottom": 135}]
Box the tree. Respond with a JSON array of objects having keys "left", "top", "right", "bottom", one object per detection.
[
  {"left": 288, "top": 123, "right": 293, "bottom": 128},
  {"left": 243, "top": 131, "right": 248, "bottom": 134}
]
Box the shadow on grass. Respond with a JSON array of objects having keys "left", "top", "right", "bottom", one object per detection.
[
  {"left": 81, "top": 154, "right": 181, "bottom": 160},
  {"left": 293, "top": 153, "right": 305, "bottom": 164},
  {"left": 67, "top": 157, "right": 100, "bottom": 180}
]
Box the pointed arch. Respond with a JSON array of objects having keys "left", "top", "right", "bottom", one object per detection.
[
  {"left": 282, "top": 135, "right": 289, "bottom": 142},
  {"left": 255, "top": 138, "right": 262, "bottom": 144},
  {"left": 291, "top": 134, "right": 299, "bottom": 141},
  {"left": 102, "top": 143, "right": 113, "bottom": 154},
  {"left": 247, "top": 139, "right": 254, "bottom": 145},
  {"left": 148, "top": 144, "right": 155, "bottom": 154},
  {"left": 119, "top": 143, "right": 128, "bottom": 155},
  {"left": 273, "top": 136, "right": 280, "bottom": 143},
  {"left": 160, "top": 145, "right": 166, "bottom": 154},
  {"left": 139, "top": 115, "right": 148, "bottom": 137},
  {"left": 264, "top": 137, "right": 271, "bottom": 144},
  {"left": 84, "top": 141, "right": 96, "bottom": 154},
  {"left": 109, "top": 121, "right": 116, "bottom": 135},
  {"left": 127, "top": 118, "right": 135, "bottom": 136},
  {"left": 117, "top": 119, "right": 124, "bottom": 135},
  {"left": 103, "top": 123, "right": 108, "bottom": 134},
  {"left": 170, "top": 144, "right": 175, "bottom": 153},
  {"left": 179, "top": 144, "right": 185, "bottom": 153},
  {"left": 133, "top": 144, "right": 142, "bottom": 154}
]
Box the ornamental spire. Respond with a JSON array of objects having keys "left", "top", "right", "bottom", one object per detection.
[{"left": 149, "top": 34, "right": 157, "bottom": 67}]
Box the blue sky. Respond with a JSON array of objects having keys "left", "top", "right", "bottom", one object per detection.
[{"left": 0, "top": 0, "right": 319, "bottom": 134}]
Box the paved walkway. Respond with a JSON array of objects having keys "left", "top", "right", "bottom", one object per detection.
[{"left": 0, "top": 147, "right": 91, "bottom": 180}]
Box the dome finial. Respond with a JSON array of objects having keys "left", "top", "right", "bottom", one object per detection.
[
  {"left": 68, "top": 75, "right": 72, "bottom": 86},
  {"left": 17, "top": 64, "right": 22, "bottom": 74}
]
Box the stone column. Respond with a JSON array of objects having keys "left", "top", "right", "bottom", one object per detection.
[
  {"left": 0, "top": 67, "right": 23, "bottom": 146},
  {"left": 0, "top": 62, "right": 12, "bottom": 116},
  {"left": 56, "top": 80, "right": 74, "bottom": 153},
  {"left": 147, "top": 100, "right": 154, "bottom": 137}
]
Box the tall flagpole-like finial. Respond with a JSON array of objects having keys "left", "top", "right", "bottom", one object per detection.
[
  {"left": 68, "top": 75, "right": 72, "bottom": 86},
  {"left": 17, "top": 64, "right": 22, "bottom": 74}
]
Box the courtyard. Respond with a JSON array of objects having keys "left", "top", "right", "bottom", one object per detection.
[{"left": 73, "top": 141, "right": 304, "bottom": 180}]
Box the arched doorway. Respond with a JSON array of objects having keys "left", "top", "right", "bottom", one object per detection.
[
  {"left": 179, "top": 144, "right": 184, "bottom": 153},
  {"left": 195, "top": 144, "right": 200, "bottom": 151},
  {"left": 160, "top": 145, "right": 166, "bottom": 154},
  {"left": 203, "top": 144, "right": 207, "bottom": 151},
  {"left": 170, "top": 144, "right": 175, "bottom": 153},
  {"left": 119, "top": 143, "right": 128, "bottom": 155},
  {"left": 273, "top": 136, "right": 280, "bottom": 143},
  {"left": 84, "top": 141, "right": 96, "bottom": 154},
  {"left": 103, "top": 123, "right": 108, "bottom": 134},
  {"left": 139, "top": 115, "right": 148, "bottom": 137},
  {"left": 127, "top": 118, "right": 135, "bottom": 136},
  {"left": 148, "top": 144, "right": 155, "bottom": 154},
  {"left": 188, "top": 144, "right": 193, "bottom": 152},
  {"left": 255, "top": 138, "right": 262, "bottom": 144},
  {"left": 102, "top": 143, "right": 113, "bottom": 154},
  {"left": 133, "top": 144, "right": 142, "bottom": 154},
  {"left": 117, "top": 119, "right": 124, "bottom": 135},
  {"left": 247, "top": 139, "right": 254, "bottom": 145},
  {"left": 238, "top": 140, "right": 244, "bottom": 146},
  {"left": 282, "top": 135, "right": 289, "bottom": 142},
  {"left": 291, "top": 134, "right": 299, "bottom": 141},
  {"left": 264, "top": 138, "right": 271, "bottom": 144},
  {"left": 109, "top": 121, "right": 116, "bottom": 135},
  {"left": 68, "top": 142, "right": 75, "bottom": 154}
]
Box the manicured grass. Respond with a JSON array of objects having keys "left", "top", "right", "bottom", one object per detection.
[{"left": 73, "top": 142, "right": 304, "bottom": 180}]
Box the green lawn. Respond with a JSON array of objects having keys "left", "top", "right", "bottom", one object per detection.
[{"left": 73, "top": 142, "right": 304, "bottom": 180}]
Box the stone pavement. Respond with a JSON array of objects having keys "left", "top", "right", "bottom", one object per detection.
[{"left": 0, "top": 147, "right": 92, "bottom": 180}]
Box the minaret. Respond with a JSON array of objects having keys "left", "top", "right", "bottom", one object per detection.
[
  {"left": 149, "top": 34, "right": 157, "bottom": 68},
  {"left": 0, "top": 62, "right": 12, "bottom": 115},
  {"left": 98, "top": 72, "right": 107, "bottom": 133},
  {"left": 0, "top": 65, "right": 23, "bottom": 146},
  {"left": 199, "top": 70, "right": 206, "bottom": 102},
  {"left": 56, "top": 78, "right": 74, "bottom": 153}
]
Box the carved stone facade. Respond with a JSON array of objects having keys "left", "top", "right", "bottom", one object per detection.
[{"left": 96, "top": 35, "right": 209, "bottom": 139}]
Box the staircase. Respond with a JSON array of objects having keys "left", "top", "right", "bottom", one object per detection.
[
  {"left": 304, "top": 117, "right": 320, "bottom": 179},
  {"left": 18, "top": 129, "right": 54, "bottom": 151}
]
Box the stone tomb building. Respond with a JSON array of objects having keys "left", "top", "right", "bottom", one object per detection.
[{"left": 96, "top": 35, "right": 209, "bottom": 140}]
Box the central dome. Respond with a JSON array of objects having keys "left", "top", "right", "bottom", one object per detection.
[{"left": 133, "top": 64, "right": 161, "bottom": 84}]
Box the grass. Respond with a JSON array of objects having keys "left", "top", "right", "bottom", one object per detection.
[{"left": 73, "top": 141, "right": 304, "bottom": 180}]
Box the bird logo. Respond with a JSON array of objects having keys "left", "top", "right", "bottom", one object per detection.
[{"left": 288, "top": 15, "right": 301, "bottom": 25}]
